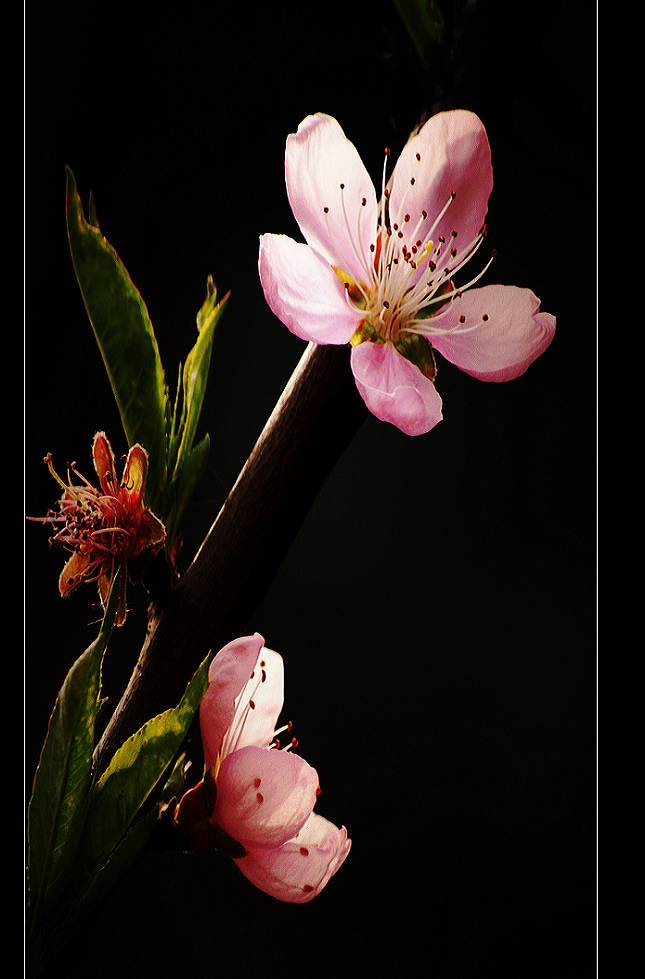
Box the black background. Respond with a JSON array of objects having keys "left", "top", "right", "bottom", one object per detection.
[{"left": 25, "top": 1, "right": 596, "bottom": 976}]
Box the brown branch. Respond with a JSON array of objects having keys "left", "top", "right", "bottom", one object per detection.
[{"left": 97, "top": 341, "right": 368, "bottom": 771}]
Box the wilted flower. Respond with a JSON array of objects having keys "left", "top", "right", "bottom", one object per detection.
[
  {"left": 30, "top": 432, "right": 166, "bottom": 624},
  {"left": 175, "top": 634, "right": 351, "bottom": 902},
  {"left": 259, "top": 111, "right": 556, "bottom": 436}
]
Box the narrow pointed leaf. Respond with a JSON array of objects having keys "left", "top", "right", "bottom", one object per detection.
[
  {"left": 173, "top": 279, "right": 228, "bottom": 477},
  {"left": 165, "top": 432, "right": 211, "bottom": 546},
  {"left": 72, "top": 650, "right": 212, "bottom": 890},
  {"left": 65, "top": 167, "right": 168, "bottom": 514},
  {"left": 26, "top": 572, "right": 121, "bottom": 939},
  {"left": 32, "top": 808, "right": 158, "bottom": 979}
]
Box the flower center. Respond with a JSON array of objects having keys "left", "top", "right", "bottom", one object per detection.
[{"left": 331, "top": 148, "right": 495, "bottom": 355}]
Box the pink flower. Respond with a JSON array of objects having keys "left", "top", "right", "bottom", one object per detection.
[
  {"left": 29, "top": 432, "right": 166, "bottom": 624},
  {"left": 175, "top": 634, "right": 351, "bottom": 902},
  {"left": 259, "top": 111, "right": 556, "bottom": 436}
]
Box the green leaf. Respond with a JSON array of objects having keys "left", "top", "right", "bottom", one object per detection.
[
  {"left": 168, "top": 277, "right": 227, "bottom": 476},
  {"left": 177, "top": 280, "right": 227, "bottom": 469},
  {"left": 165, "top": 433, "right": 211, "bottom": 547},
  {"left": 26, "top": 572, "right": 121, "bottom": 962},
  {"left": 32, "top": 808, "right": 158, "bottom": 979},
  {"left": 162, "top": 277, "right": 227, "bottom": 543},
  {"left": 71, "top": 649, "right": 212, "bottom": 894},
  {"left": 65, "top": 167, "right": 168, "bottom": 514}
]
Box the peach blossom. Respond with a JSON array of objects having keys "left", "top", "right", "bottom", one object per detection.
[{"left": 259, "top": 111, "right": 555, "bottom": 435}]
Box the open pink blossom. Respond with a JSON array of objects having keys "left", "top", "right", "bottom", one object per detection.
[
  {"left": 175, "top": 634, "right": 351, "bottom": 902},
  {"left": 259, "top": 111, "right": 556, "bottom": 436}
]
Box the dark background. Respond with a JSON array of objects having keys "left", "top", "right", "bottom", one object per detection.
[{"left": 25, "top": 1, "right": 596, "bottom": 976}]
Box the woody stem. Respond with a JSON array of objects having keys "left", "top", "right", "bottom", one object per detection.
[{"left": 97, "top": 341, "right": 368, "bottom": 773}]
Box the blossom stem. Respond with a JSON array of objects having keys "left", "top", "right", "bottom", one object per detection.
[{"left": 97, "top": 341, "right": 368, "bottom": 773}]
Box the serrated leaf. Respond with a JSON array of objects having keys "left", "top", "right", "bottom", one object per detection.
[
  {"left": 72, "top": 650, "right": 212, "bottom": 891},
  {"left": 26, "top": 572, "right": 121, "bottom": 945},
  {"left": 65, "top": 167, "right": 168, "bottom": 514}
]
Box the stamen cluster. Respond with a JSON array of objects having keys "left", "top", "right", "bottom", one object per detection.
[
  {"left": 42, "top": 457, "right": 139, "bottom": 586},
  {"left": 28, "top": 433, "right": 166, "bottom": 623},
  {"left": 330, "top": 148, "right": 495, "bottom": 346}
]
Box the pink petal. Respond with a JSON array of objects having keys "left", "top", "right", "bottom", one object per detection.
[
  {"left": 219, "top": 648, "right": 285, "bottom": 760},
  {"left": 350, "top": 341, "right": 443, "bottom": 436},
  {"left": 214, "top": 744, "right": 319, "bottom": 850},
  {"left": 388, "top": 110, "right": 493, "bottom": 283},
  {"left": 234, "top": 813, "right": 351, "bottom": 903},
  {"left": 259, "top": 234, "right": 361, "bottom": 345},
  {"left": 284, "top": 113, "right": 378, "bottom": 286},
  {"left": 430, "top": 285, "right": 556, "bottom": 381},
  {"left": 200, "top": 634, "right": 265, "bottom": 769}
]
